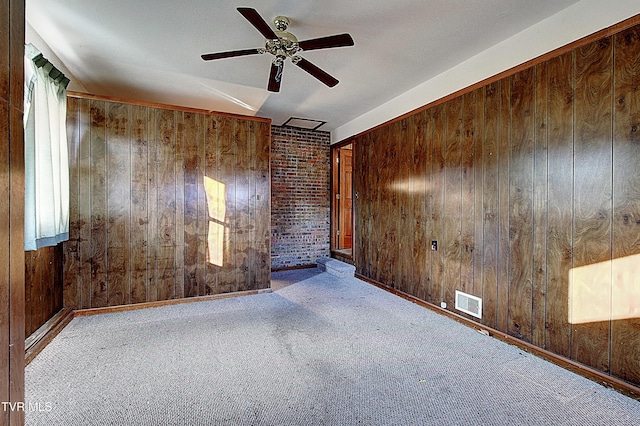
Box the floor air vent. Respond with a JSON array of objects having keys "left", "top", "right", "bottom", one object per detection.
[{"left": 455, "top": 290, "right": 482, "bottom": 319}]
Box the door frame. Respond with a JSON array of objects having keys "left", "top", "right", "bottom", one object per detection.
[{"left": 330, "top": 139, "right": 354, "bottom": 256}]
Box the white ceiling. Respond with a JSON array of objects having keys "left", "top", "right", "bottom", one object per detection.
[{"left": 27, "top": 0, "right": 586, "bottom": 134}]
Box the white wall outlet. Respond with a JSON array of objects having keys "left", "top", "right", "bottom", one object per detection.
[{"left": 440, "top": 301, "right": 447, "bottom": 309}]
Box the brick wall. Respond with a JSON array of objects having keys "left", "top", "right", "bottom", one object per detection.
[{"left": 271, "top": 126, "right": 330, "bottom": 269}]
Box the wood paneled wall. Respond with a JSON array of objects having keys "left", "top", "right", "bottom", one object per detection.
[
  {"left": 353, "top": 25, "right": 640, "bottom": 388},
  {"left": 25, "top": 244, "right": 63, "bottom": 337},
  {"left": 1, "top": 0, "right": 25, "bottom": 423},
  {"left": 63, "top": 96, "right": 271, "bottom": 309}
]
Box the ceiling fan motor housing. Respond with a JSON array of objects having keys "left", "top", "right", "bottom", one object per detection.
[
  {"left": 264, "top": 16, "right": 300, "bottom": 60},
  {"left": 273, "top": 16, "right": 290, "bottom": 31}
]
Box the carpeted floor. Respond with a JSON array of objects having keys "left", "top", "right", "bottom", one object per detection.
[{"left": 25, "top": 268, "right": 640, "bottom": 425}]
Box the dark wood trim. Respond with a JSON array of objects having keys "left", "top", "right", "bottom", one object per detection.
[
  {"left": 73, "top": 288, "right": 272, "bottom": 317},
  {"left": 66, "top": 91, "right": 272, "bottom": 124},
  {"left": 330, "top": 147, "right": 339, "bottom": 250},
  {"left": 336, "top": 13, "right": 640, "bottom": 145},
  {"left": 331, "top": 249, "right": 353, "bottom": 260},
  {"left": 271, "top": 264, "right": 317, "bottom": 272},
  {"left": 330, "top": 140, "right": 355, "bottom": 252},
  {"left": 331, "top": 139, "right": 355, "bottom": 150},
  {"left": 355, "top": 273, "right": 640, "bottom": 401},
  {"left": 3, "top": 2, "right": 27, "bottom": 423},
  {"left": 25, "top": 308, "right": 74, "bottom": 365}
]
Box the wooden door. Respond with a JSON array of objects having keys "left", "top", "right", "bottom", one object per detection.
[{"left": 339, "top": 148, "right": 353, "bottom": 248}]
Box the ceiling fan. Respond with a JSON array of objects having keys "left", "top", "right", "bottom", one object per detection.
[{"left": 201, "top": 7, "right": 354, "bottom": 92}]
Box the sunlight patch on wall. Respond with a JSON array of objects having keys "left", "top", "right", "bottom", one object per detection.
[
  {"left": 388, "top": 177, "right": 429, "bottom": 194},
  {"left": 569, "top": 253, "right": 640, "bottom": 324},
  {"left": 204, "top": 176, "right": 225, "bottom": 267},
  {"left": 207, "top": 222, "right": 224, "bottom": 267}
]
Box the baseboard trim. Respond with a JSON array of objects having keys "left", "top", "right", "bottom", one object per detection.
[
  {"left": 73, "top": 288, "right": 273, "bottom": 317},
  {"left": 355, "top": 273, "right": 640, "bottom": 401},
  {"left": 25, "top": 308, "right": 74, "bottom": 365}
]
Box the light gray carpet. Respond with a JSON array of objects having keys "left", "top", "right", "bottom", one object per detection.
[{"left": 25, "top": 268, "right": 640, "bottom": 425}]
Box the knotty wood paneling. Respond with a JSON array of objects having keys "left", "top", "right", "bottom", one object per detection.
[
  {"left": 532, "top": 63, "right": 548, "bottom": 349},
  {"left": 461, "top": 91, "right": 475, "bottom": 296},
  {"left": 155, "top": 108, "right": 176, "bottom": 302},
  {"left": 546, "top": 52, "right": 574, "bottom": 359},
  {"left": 234, "top": 119, "right": 249, "bottom": 292},
  {"left": 508, "top": 67, "right": 534, "bottom": 342},
  {"left": 572, "top": 38, "right": 612, "bottom": 372},
  {"left": 106, "top": 102, "right": 131, "bottom": 306},
  {"left": 246, "top": 120, "right": 258, "bottom": 286},
  {"left": 430, "top": 104, "right": 445, "bottom": 304},
  {"left": 482, "top": 81, "right": 499, "bottom": 329},
  {"left": 130, "top": 105, "right": 149, "bottom": 304},
  {"left": 217, "top": 115, "right": 235, "bottom": 294},
  {"left": 472, "top": 88, "right": 485, "bottom": 298},
  {"left": 64, "top": 96, "right": 80, "bottom": 308},
  {"left": 90, "top": 100, "right": 108, "bottom": 308},
  {"left": 367, "top": 129, "right": 377, "bottom": 282},
  {"left": 175, "top": 113, "right": 186, "bottom": 300},
  {"left": 381, "top": 126, "right": 394, "bottom": 287},
  {"left": 396, "top": 118, "right": 410, "bottom": 294},
  {"left": 78, "top": 99, "right": 92, "bottom": 309},
  {"left": 254, "top": 120, "right": 271, "bottom": 286},
  {"left": 196, "top": 114, "right": 208, "bottom": 296},
  {"left": 412, "top": 111, "right": 428, "bottom": 300},
  {"left": 353, "top": 139, "right": 362, "bottom": 270},
  {"left": 203, "top": 114, "right": 217, "bottom": 294},
  {"left": 64, "top": 96, "right": 271, "bottom": 309},
  {"left": 423, "top": 109, "right": 435, "bottom": 302},
  {"left": 388, "top": 120, "right": 401, "bottom": 289},
  {"left": 352, "top": 20, "right": 640, "bottom": 388},
  {"left": 25, "top": 245, "right": 63, "bottom": 337},
  {"left": 369, "top": 127, "right": 386, "bottom": 284},
  {"left": 443, "top": 98, "right": 462, "bottom": 307},
  {"left": 147, "top": 108, "right": 159, "bottom": 302},
  {"left": 183, "top": 112, "right": 199, "bottom": 298},
  {"left": 611, "top": 25, "right": 640, "bottom": 386},
  {"left": 354, "top": 132, "right": 372, "bottom": 278},
  {"left": 496, "top": 77, "right": 510, "bottom": 333},
  {"left": 29, "top": 248, "right": 43, "bottom": 330}
]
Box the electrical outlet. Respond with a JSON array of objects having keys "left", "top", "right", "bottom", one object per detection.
[
  {"left": 431, "top": 240, "right": 438, "bottom": 251},
  {"left": 440, "top": 301, "right": 447, "bottom": 309}
]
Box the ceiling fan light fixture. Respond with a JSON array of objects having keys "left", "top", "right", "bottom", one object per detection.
[
  {"left": 272, "top": 57, "right": 284, "bottom": 83},
  {"left": 201, "top": 7, "right": 354, "bottom": 91}
]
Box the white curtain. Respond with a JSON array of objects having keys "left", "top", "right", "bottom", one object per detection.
[{"left": 24, "top": 43, "right": 70, "bottom": 251}]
